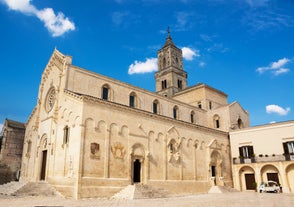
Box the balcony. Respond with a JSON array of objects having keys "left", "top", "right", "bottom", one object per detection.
[{"left": 233, "top": 154, "right": 294, "bottom": 164}]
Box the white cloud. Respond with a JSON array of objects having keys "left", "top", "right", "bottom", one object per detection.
[
  {"left": 266, "top": 104, "right": 290, "bottom": 116},
  {"left": 199, "top": 61, "right": 206, "bottom": 67},
  {"left": 128, "top": 58, "right": 158, "bottom": 75},
  {"left": 0, "top": 124, "right": 3, "bottom": 132},
  {"left": 256, "top": 58, "right": 291, "bottom": 76},
  {"left": 181, "top": 47, "right": 199, "bottom": 61},
  {"left": 2, "top": 0, "right": 75, "bottom": 37}
]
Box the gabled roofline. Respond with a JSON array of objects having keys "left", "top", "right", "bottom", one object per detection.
[{"left": 173, "top": 83, "right": 228, "bottom": 97}]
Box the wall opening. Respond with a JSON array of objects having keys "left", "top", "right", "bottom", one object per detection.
[
  {"left": 40, "top": 150, "right": 47, "bottom": 180},
  {"left": 133, "top": 159, "right": 141, "bottom": 183}
]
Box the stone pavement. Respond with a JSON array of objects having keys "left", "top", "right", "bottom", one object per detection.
[{"left": 0, "top": 192, "right": 294, "bottom": 207}]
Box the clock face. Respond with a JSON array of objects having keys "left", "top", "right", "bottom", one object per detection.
[{"left": 45, "top": 87, "right": 56, "bottom": 112}]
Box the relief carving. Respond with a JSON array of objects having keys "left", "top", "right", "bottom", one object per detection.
[
  {"left": 90, "top": 142, "right": 100, "bottom": 159},
  {"left": 167, "top": 139, "right": 181, "bottom": 164},
  {"left": 111, "top": 142, "right": 126, "bottom": 160}
]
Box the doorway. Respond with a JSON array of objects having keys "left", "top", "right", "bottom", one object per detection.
[
  {"left": 40, "top": 150, "right": 47, "bottom": 180},
  {"left": 211, "top": 165, "right": 216, "bottom": 185},
  {"left": 245, "top": 173, "right": 256, "bottom": 190},
  {"left": 267, "top": 173, "right": 279, "bottom": 184},
  {"left": 133, "top": 159, "right": 141, "bottom": 183}
]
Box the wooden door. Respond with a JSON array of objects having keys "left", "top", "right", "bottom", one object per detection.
[
  {"left": 245, "top": 173, "right": 256, "bottom": 190},
  {"left": 40, "top": 150, "right": 47, "bottom": 180}
]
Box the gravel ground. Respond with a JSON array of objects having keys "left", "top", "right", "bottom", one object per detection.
[{"left": 0, "top": 192, "right": 294, "bottom": 207}]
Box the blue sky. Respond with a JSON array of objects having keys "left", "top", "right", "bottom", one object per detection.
[{"left": 0, "top": 0, "right": 294, "bottom": 131}]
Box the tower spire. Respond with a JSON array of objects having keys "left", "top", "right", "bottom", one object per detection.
[{"left": 164, "top": 26, "right": 174, "bottom": 46}]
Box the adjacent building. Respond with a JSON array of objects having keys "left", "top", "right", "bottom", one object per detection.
[
  {"left": 19, "top": 33, "right": 249, "bottom": 198},
  {"left": 230, "top": 120, "right": 294, "bottom": 193},
  {"left": 0, "top": 119, "right": 25, "bottom": 184}
]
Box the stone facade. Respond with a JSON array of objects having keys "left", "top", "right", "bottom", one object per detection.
[
  {"left": 20, "top": 34, "right": 249, "bottom": 199},
  {"left": 0, "top": 119, "right": 25, "bottom": 184},
  {"left": 230, "top": 120, "right": 294, "bottom": 193}
]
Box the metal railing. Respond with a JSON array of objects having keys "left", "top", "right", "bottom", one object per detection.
[{"left": 232, "top": 154, "right": 294, "bottom": 164}]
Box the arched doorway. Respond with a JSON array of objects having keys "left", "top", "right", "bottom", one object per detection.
[
  {"left": 286, "top": 164, "right": 294, "bottom": 193},
  {"left": 238, "top": 166, "right": 256, "bottom": 191},
  {"left": 210, "top": 150, "right": 222, "bottom": 186},
  {"left": 260, "top": 165, "right": 280, "bottom": 184},
  {"left": 130, "top": 143, "right": 145, "bottom": 184},
  {"left": 39, "top": 134, "right": 48, "bottom": 181}
]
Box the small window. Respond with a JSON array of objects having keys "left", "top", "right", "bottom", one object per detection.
[
  {"left": 216, "top": 120, "right": 220, "bottom": 128},
  {"left": 153, "top": 100, "right": 159, "bottom": 114},
  {"left": 63, "top": 126, "right": 70, "bottom": 146},
  {"left": 190, "top": 111, "right": 195, "bottom": 123},
  {"left": 173, "top": 106, "right": 178, "bottom": 119},
  {"left": 238, "top": 118, "right": 244, "bottom": 129},
  {"left": 26, "top": 140, "right": 32, "bottom": 157},
  {"left": 197, "top": 102, "right": 202, "bottom": 109},
  {"left": 239, "top": 146, "right": 254, "bottom": 158},
  {"left": 129, "top": 92, "right": 136, "bottom": 108},
  {"left": 162, "top": 80, "right": 167, "bottom": 89},
  {"left": 209, "top": 101, "right": 212, "bottom": 110},
  {"left": 178, "top": 79, "right": 182, "bottom": 89},
  {"left": 214, "top": 115, "right": 220, "bottom": 128},
  {"left": 102, "top": 85, "right": 109, "bottom": 100}
]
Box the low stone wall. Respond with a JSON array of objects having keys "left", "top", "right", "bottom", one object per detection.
[{"left": 0, "top": 163, "right": 17, "bottom": 185}]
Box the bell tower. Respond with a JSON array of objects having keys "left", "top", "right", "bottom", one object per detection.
[{"left": 155, "top": 28, "right": 187, "bottom": 97}]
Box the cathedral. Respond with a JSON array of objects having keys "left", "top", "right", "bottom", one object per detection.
[{"left": 20, "top": 32, "right": 249, "bottom": 198}]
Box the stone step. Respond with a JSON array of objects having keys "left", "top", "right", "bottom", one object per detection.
[
  {"left": 208, "top": 186, "right": 239, "bottom": 194},
  {"left": 112, "top": 184, "right": 170, "bottom": 200},
  {"left": 0, "top": 181, "right": 28, "bottom": 195},
  {"left": 13, "top": 181, "right": 61, "bottom": 197}
]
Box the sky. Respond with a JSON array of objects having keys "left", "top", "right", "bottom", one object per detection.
[{"left": 0, "top": 0, "right": 294, "bottom": 132}]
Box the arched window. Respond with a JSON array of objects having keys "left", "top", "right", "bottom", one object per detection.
[
  {"left": 238, "top": 118, "right": 244, "bottom": 129},
  {"left": 102, "top": 84, "right": 110, "bottom": 100},
  {"left": 153, "top": 100, "right": 159, "bottom": 114},
  {"left": 161, "top": 80, "right": 167, "bottom": 89},
  {"left": 63, "top": 125, "right": 70, "bottom": 146},
  {"left": 213, "top": 115, "right": 220, "bottom": 128},
  {"left": 163, "top": 57, "right": 166, "bottom": 68},
  {"left": 173, "top": 106, "right": 178, "bottom": 119},
  {"left": 190, "top": 111, "right": 195, "bottom": 124},
  {"left": 129, "top": 92, "right": 137, "bottom": 108}
]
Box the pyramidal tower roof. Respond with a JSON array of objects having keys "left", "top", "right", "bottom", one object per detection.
[{"left": 163, "top": 27, "right": 175, "bottom": 47}]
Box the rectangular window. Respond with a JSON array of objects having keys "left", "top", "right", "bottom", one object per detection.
[
  {"left": 198, "top": 102, "right": 202, "bottom": 109},
  {"left": 102, "top": 87, "right": 108, "bottom": 100},
  {"left": 178, "top": 79, "right": 182, "bottom": 89},
  {"left": 129, "top": 95, "right": 135, "bottom": 108},
  {"left": 283, "top": 141, "right": 294, "bottom": 154},
  {"left": 239, "top": 146, "right": 254, "bottom": 158},
  {"left": 209, "top": 101, "right": 212, "bottom": 109}
]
